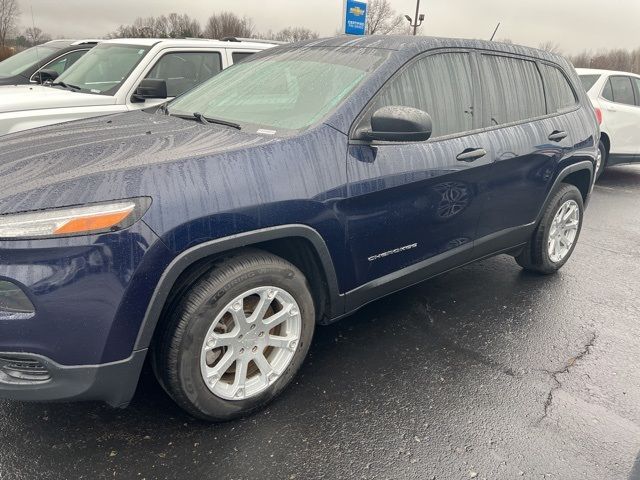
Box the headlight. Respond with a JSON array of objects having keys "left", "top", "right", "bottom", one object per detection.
[{"left": 0, "top": 197, "right": 151, "bottom": 239}]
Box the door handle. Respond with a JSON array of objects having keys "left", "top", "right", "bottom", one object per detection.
[
  {"left": 456, "top": 148, "right": 487, "bottom": 162},
  {"left": 548, "top": 130, "right": 568, "bottom": 142}
]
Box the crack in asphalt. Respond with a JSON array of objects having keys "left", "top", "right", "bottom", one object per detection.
[{"left": 540, "top": 331, "right": 597, "bottom": 422}]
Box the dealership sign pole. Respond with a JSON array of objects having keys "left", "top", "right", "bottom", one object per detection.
[{"left": 343, "top": 0, "right": 368, "bottom": 35}]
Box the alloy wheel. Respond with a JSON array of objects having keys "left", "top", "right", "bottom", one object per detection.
[
  {"left": 200, "top": 286, "right": 302, "bottom": 401},
  {"left": 547, "top": 199, "right": 580, "bottom": 263}
]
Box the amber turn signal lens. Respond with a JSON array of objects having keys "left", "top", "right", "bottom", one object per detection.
[{"left": 53, "top": 207, "right": 135, "bottom": 235}]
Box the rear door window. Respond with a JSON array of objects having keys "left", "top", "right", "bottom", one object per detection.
[
  {"left": 145, "top": 51, "right": 223, "bottom": 97},
  {"left": 608, "top": 76, "right": 636, "bottom": 105},
  {"left": 479, "top": 54, "right": 545, "bottom": 126},
  {"left": 539, "top": 64, "right": 577, "bottom": 113},
  {"left": 368, "top": 52, "right": 475, "bottom": 138},
  {"left": 231, "top": 51, "right": 256, "bottom": 64},
  {"left": 633, "top": 77, "right": 640, "bottom": 106},
  {"left": 602, "top": 78, "right": 614, "bottom": 101}
]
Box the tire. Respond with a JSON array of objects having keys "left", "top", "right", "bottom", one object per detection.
[
  {"left": 595, "top": 140, "right": 607, "bottom": 181},
  {"left": 152, "top": 250, "right": 315, "bottom": 421},
  {"left": 515, "top": 184, "right": 584, "bottom": 274}
]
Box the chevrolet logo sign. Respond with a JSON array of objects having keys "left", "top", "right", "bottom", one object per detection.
[{"left": 349, "top": 6, "right": 365, "bottom": 16}]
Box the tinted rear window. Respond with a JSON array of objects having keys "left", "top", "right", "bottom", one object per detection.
[
  {"left": 480, "top": 54, "right": 546, "bottom": 126},
  {"left": 579, "top": 74, "right": 600, "bottom": 93},
  {"left": 540, "top": 64, "right": 577, "bottom": 113},
  {"left": 633, "top": 78, "right": 640, "bottom": 106},
  {"left": 602, "top": 79, "right": 614, "bottom": 101},
  {"left": 609, "top": 76, "right": 636, "bottom": 105},
  {"left": 232, "top": 52, "right": 255, "bottom": 64}
]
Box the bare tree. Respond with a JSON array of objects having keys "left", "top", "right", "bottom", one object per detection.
[
  {"left": 263, "top": 27, "right": 318, "bottom": 43},
  {"left": 365, "top": 0, "right": 406, "bottom": 35},
  {"left": 0, "top": 0, "right": 19, "bottom": 48},
  {"left": 24, "top": 27, "right": 51, "bottom": 46},
  {"left": 110, "top": 13, "right": 201, "bottom": 38},
  {"left": 568, "top": 47, "right": 640, "bottom": 74},
  {"left": 203, "top": 12, "right": 253, "bottom": 39},
  {"left": 111, "top": 17, "right": 164, "bottom": 38},
  {"left": 538, "top": 41, "right": 562, "bottom": 55},
  {"left": 166, "top": 13, "right": 201, "bottom": 38}
]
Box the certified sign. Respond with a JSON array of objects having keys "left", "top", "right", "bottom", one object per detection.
[{"left": 345, "top": 0, "right": 368, "bottom": 36}]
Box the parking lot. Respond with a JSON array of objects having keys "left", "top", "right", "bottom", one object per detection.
[{"left": 0, "top": 165, "right": 638, "bottom": 480}]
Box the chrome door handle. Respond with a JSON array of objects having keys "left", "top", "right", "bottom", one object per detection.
[
  {"left": 456, "top": 148, "right": 487, "bottom": 162},
  {"left": 548, "top": 130, "right": 568, "bottom": 142}
]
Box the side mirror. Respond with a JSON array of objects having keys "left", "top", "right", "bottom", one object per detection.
[
  {"left": 132, "top": 79, "right": 167, "bottom": 103},
  {"left": 357, "top": 106, "right": 432, "bottom": 142},
  {"left": 36, "top": 69, "right": 59, "bottom": 84}
]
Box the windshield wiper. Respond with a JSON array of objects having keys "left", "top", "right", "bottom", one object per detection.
[
  {"left": 168, "top": 111, "right": 241, "bottom": 130},
  {"left": 52, "top": 81, "right": 81, "bottom": 91},
  {"left": 193, "top": 112, "right": 241, "bottom": 130}
]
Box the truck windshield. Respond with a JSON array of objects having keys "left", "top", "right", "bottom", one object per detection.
[
  {"left": 0, "top": 45, "right": 58, "bottom": 78},
  {"left": 54, "top": 43, "right": 150, "bottom": 95},
  {"left": 168, "top": 47, "right": 388, "bottom": 134}
]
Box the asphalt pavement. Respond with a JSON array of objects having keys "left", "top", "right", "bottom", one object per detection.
[{"left": 1, "top": 165, "right": 639, "bottom": 480}]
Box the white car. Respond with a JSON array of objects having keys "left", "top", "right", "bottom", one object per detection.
[
  {"left": 0, "top": 38, "right": 276, "bottom": 136},
  {"left": 577, "top": 68, "right": 640, "bottom": 179}
]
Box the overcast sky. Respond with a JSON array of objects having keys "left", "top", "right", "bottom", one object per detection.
[{"left": 17, "top": 0, "right": 640, "bottom": 54}]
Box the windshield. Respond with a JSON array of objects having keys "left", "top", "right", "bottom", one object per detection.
[
  {"left": 168, "top": 47, "right": 388, "bottom": 134},
  {"left": 54, "top": 43, "right": 150, "bottom": 95},
  {"left": 579, "top": 74, "right": 601, "bottom": 93},
  {"left": 0, "top": 45, "right": 58, "bottom": 78}
]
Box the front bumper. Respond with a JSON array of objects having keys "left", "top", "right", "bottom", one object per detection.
[
  {"left": 0, "top": 349, "right": 147, "bottom": 407},
  {"left": 0, "top": 221, "right": 172, "bottom": 366}
]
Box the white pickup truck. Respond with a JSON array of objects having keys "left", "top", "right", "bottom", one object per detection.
[{"left": 0, "top": 38, "right": 276, "bottom": 136}]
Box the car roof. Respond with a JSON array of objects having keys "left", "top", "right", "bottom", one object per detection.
[
  {"left": 102, "top": 38, "right": 277, "bottom": 49},
  {"left": 275, "top": 35, "right": 569, "bottom": 67},
  {"left": 295, "top": 35, "right": 557, "bottom": 55},
  {"left": 576, "top": 67, "right": 640, "bottom": 77}
]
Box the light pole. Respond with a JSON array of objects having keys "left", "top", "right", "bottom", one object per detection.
[{"left": 404, "top": 0, "right": 425, "bottom": 36}]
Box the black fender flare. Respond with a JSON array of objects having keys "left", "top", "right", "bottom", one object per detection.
[
  {"left": 535, "top": 160, "right": 594, "bottom": 224},
  {"left": 133, "top": 224, "right": 344, "bottom": 351}
]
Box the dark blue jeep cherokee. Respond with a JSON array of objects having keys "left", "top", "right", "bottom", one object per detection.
[{"left": 0, "top": 36, "right": 598, "bottom": 421}]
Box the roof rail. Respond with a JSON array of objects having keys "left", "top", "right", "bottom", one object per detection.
[
  {"left": 71, "top": 39, "right": 102, "bottom": 45},
  {"left": 42, "top": 39, "right": 101, "bottom": 46},
  {"left": 221, "top": 37, "right": 287, "bottom": 45}
]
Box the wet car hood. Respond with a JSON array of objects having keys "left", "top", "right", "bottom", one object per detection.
[
  {"left": 0, "top": 84, "right": 116, "bottom": 113},
  {"left": 0, "top": 111, "right": 279, "bottom": 215}
]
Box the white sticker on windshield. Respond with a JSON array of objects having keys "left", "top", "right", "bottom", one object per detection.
[
  {"left": 138, "top": 49, "right": 145, "bottom": 55},
  {"left": 257, "top": 129, "right": 276, "bottom": 135},
  {"left": 90, "top": 89, "right": 101, "bottom": 93}
]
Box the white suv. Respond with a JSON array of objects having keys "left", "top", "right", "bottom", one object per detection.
[
  {"left": 0, "top": 38, "right": 276, "bottom": 136},
  {"left": 577, "top": 68, "right": 640, "bottom": 179}
]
